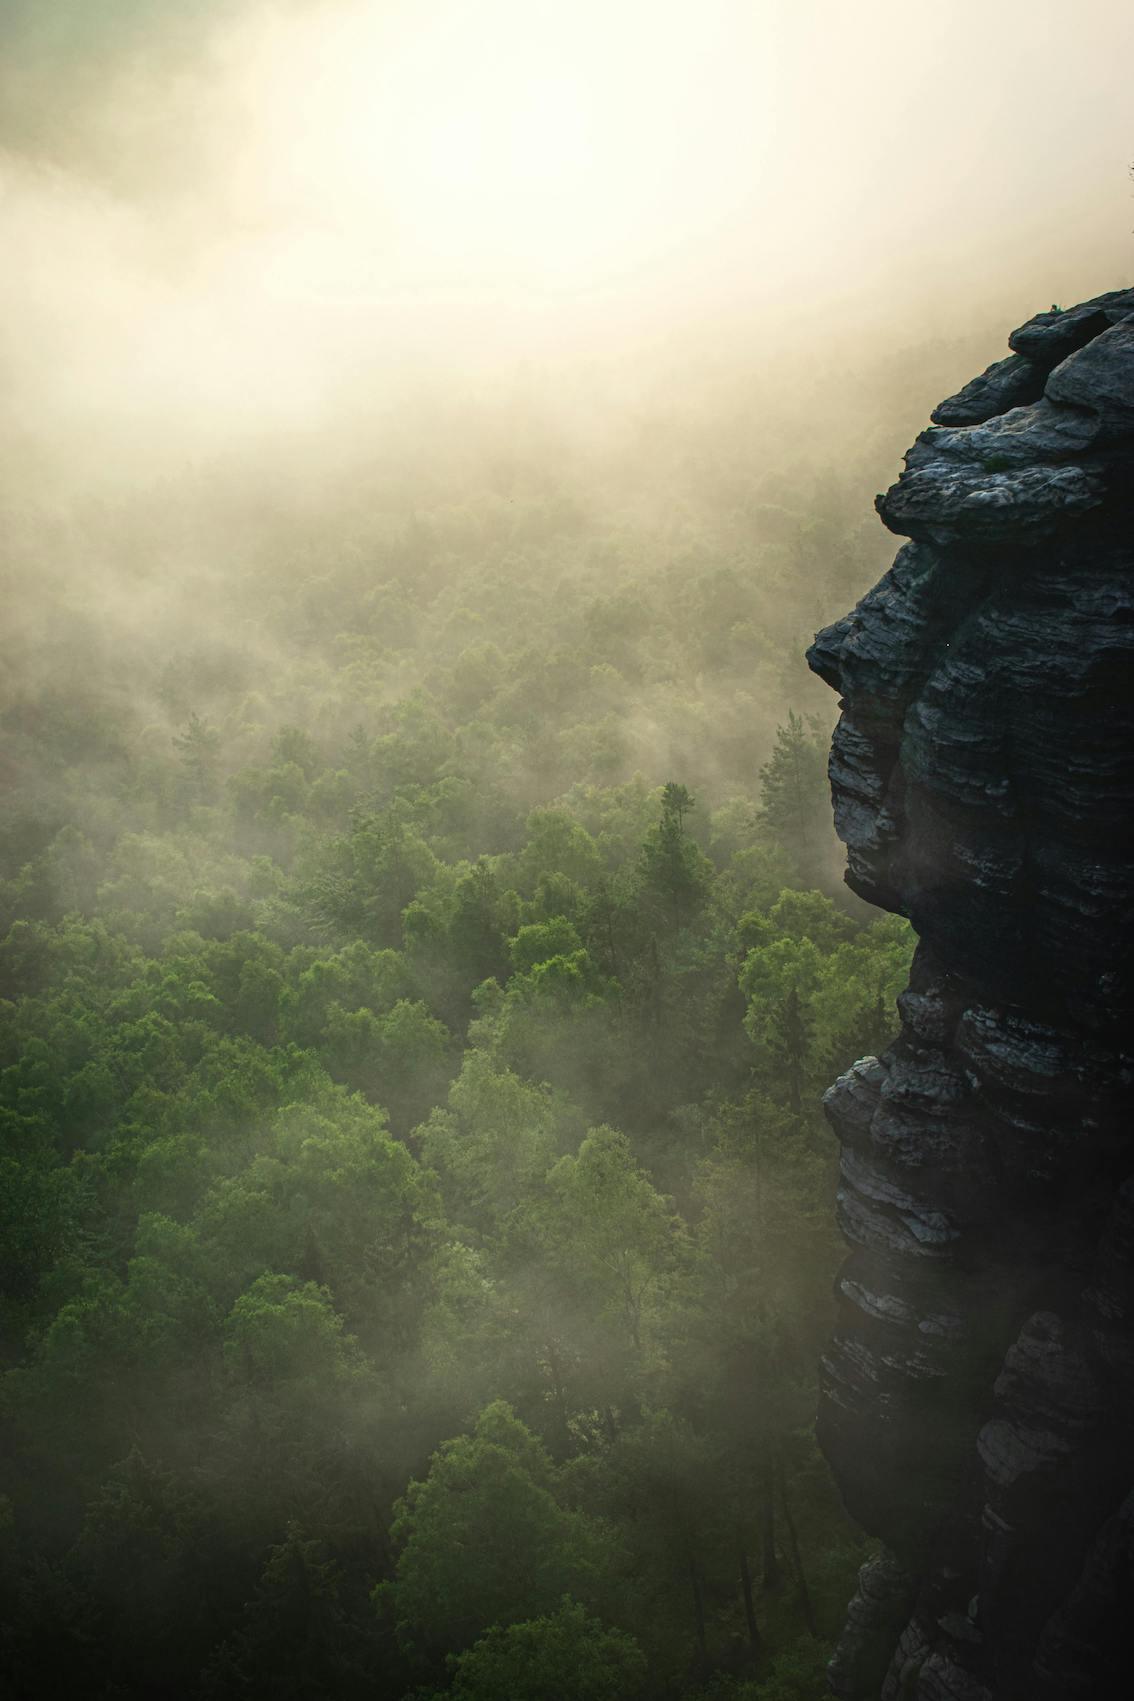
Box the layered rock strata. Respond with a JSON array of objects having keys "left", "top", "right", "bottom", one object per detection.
[{"left": 807, "top": 288, "right": 1134, "bottom": 1700}]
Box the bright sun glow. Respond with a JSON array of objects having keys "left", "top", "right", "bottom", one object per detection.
[
  {"left": 225, "top": 0, "right": 780, "bottom": 296},
  {"left": 3, "top": 0, "right": 1131, "bottom": 487}
]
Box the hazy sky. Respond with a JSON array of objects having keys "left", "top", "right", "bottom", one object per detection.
[{"left": 1, "top": 0, "right": 1131, "bottom": 485}]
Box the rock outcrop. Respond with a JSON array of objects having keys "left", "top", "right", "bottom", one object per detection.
[{"left": 807, "top": 288, "right": 1134, "bottom": 1700}]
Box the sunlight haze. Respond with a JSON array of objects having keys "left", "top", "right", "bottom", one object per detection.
[
  {"left": 2, "top": 0, "right": 1131, "bottom": 485},
  {"left": 2, "top": 8, "right": 1132, "bottom": 1696}
]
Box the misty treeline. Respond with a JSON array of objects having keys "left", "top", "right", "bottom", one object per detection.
[{"left": 1, "top": 414, "right": 915, "bottom": 1700}]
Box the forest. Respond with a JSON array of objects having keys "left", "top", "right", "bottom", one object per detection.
[
  {"left": 3, "top": 0, "right": 1129, "bottom": 1693},
  {"left": 0, "top": 393, "right": 937, "bottom": 1699}
]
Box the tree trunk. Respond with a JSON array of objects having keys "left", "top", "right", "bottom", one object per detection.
[
  {"left": 760, "top": 1449, "right": 783, "bottom": 1591},
  {"left": 688, "top": 1554, "right": 708, "bottom": 1660},
  {"left": 605, "top": 908, "right": 620, "bottom": 979},
  {"left": 545, "top": 1337, "right": 572, "bottom": 1454},
  {"left": 738, "top": 1535, "right": 761, "bottom": 1654},
  {"left": 777, "top": 1452, "right": 817, "bottom": 1635}
]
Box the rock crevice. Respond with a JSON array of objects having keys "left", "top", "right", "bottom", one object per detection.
[{"left": 808, "top": 288, "right": 1134, "bottom": 1700}]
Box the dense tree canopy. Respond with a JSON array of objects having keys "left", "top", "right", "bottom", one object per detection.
[{"left": 1, "top": 437, "right": 913, "bottom": 1699}]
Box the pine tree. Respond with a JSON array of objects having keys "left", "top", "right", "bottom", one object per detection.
[
  {"left": 758, "top": 712, "right": 829, "bottom": 886},
  {"left": 638, "top": 783, "right": 712, "bottom": 936}
]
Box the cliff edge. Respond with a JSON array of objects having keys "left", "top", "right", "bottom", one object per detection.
[{"left": 807, "top": 288, "right": 1134, "bottom": 1700}]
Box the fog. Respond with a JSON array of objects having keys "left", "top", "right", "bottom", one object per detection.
[
  {"left": 0, "top": 8, "right": 1131, "bottom": 1697},
  {"left": 2, "top": 0, "right": 1131, "bottom": 494},
  {"left": 3, "top": 0, "right": 1131, "bottom": 931}
]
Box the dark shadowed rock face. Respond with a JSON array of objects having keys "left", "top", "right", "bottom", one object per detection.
[{"left": 807, "top": 289, "right": 1134, "bottom": 1701}]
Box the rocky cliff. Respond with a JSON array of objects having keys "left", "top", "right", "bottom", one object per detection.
[{"left": 807, "top": 288, "right": 1134, "bottom": 1700}]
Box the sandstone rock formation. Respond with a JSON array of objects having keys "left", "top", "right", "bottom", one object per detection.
[{"left": 807, "top": 288, "right": 1134, "bottom": 1700}]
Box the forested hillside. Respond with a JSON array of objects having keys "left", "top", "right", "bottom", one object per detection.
[{"left": 1, "top": 419, "right": 920, "bottom": 1699}]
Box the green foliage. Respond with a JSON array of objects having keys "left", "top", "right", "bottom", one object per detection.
[
  {"left": 508, "top": 915, "right": 583, "bottom": 974},
  {"left": 430, "top": 1597, "right": 647, "bottom": 1701},
  {"left": 638, "top": 782, "right": 714, "bottom": 934},
  {"left": 306, "top": 809, "right": 440, "bottom": 946},
  {"left": 0, "top": 453, "right": 914, "bottom": 1696},
  {"left": 538, "top": 1127, "right": 685, "bottom": 1355},
  {"left": 323, "top": 997, "right": 454, "bottom": 1129},
  {"left": 418, "top": 1052, "right": 573, "bottom": 1228},
  {"left": 173, "top": 714, "right": 222, "bottom": 805},
  {"left": 202, "top": 1524, "right": 381, "bottom": 1701},
  {"left": 740, "top": 891, "right": 909, "bottom": 1112},
  {"left": 380, "top": 1403, "right": 607, "bottom": 1664},
  {"left": 758, "top": 714, "right": 830, "bottom": 886}
]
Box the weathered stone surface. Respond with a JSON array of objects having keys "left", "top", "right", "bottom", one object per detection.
[
  {"left": 909, "top": 398, "right": 1101, "bottom": 470},
  {"left": 1030, "top": 1489, "right": 1134, "bottom": 1698},
  {"left": 807, "top": 289, "right": 1134, "bottom": 1698},
  {"left": 1007, "top": 288, "right": 1134, "bottom": 362},
  {"left": 1045, "top": 317, "right": 1134, "bottom": 441},
  {"left": 875, "top": 459, "right": 1105, "bottom": 547},
  {"left": 828, "top": 1550, "right": 918, "bottom": 1699},
  {"left": 913, "top": 1654, "right": 993, "bottom": 1701},
  {"left": 931, "top": 356, "right": 1045, "bottom": 428}
]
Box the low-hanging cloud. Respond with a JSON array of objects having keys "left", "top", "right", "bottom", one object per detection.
[{"left": 1, "top": 0, "right": 1130, "bottom": 501}]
